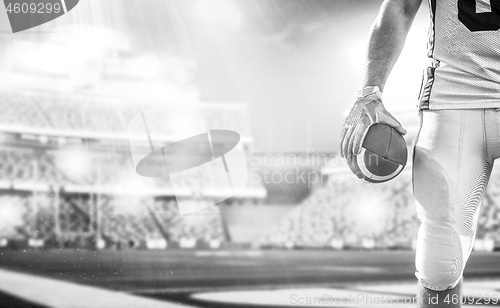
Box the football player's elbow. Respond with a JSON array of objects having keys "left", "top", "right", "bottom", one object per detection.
[{"left": 382, "top": 0, "right": 422, "bottom": 21}]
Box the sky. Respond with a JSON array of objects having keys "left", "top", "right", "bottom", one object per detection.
[{"left": 0, "top": 0, "right": 430, "bottom": 153}]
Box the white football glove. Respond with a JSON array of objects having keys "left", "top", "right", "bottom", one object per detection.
[{"left": 339, "top": 88, "right": 406, "bottom": 160}]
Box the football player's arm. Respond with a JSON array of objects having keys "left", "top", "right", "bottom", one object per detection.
[
  {"left": 364, "top": 0, "right": 423, "bottom": 90},
  {"left": 340, "top": 0, "right": 422, "bottom": 160}
]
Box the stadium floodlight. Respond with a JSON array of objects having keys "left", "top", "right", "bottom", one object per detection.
[
  {"left": 474, "top": 238, "right": 495, "bottom": 252},
  {"left": 361, "top": 238, "right": 376, "bottom": 250},
  {"left": 0, "top": 197, "right": 24, "bottom": 232},
  {"left": 128, "top": 103, "right": 249, "bottom": 215},
  {"left": 209, "top": 239, "right": 221, "bottom": 249},
  {"left": 484, "top": 238, "right": 495, "bottom": 252},
  {"left": 146, "top": 238, "right": 167, "bottom": 250},
  {"left": 179, "top": 237, "right": 197, "bottom": 248},
  {"left": 38, "top": 135, "right": 49, "bottom": 144},
  {"left": 54, "top": 148, "right": 91, "bottom": 183},
  {"left": 344, "top": 193, "right": 390, "bottom": 237},
  {"left": 329, "top": 238, "right": 344, "bottom": 250},
  {"left": 95, "top": 238, "right": 106, "bottom": 250},
  {"left": 28, "top": 238, "right": 44, "bottom": 248},
  {"left": 411, "top": 238, "right": 418, "bottom": 250}
]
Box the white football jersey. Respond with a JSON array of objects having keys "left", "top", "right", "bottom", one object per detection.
[{"left": 419, "top": 0, "right": 500, "bottom": 109}]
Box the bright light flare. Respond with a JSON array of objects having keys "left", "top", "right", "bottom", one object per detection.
[
  {"left": 111, "top": 195, "right": 147, "bottom": 215},
  {"left": 0, "top": 197, "right": 24, "bottom": 232},
  {"left": 10, "top": 25, "right": 129, "bottom": 76},
  {"left": 193, "top": 0, "right": 243, "bottom": 29},
  {"left": 345, "top": 193, "right": 391, "bottom": 236},
  {"left": 54, "top": 148, "right": 92, "bottom": 183}
]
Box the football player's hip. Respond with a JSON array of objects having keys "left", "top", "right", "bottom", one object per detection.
[
  {"left": 414, "top": 109, "right": 500, "bottom": 165},
  {"left": 412, "top": 109, "right": 500, "bottom": 224},
  {"left": 419, "top": 63, "right": 500, "bottom": 110}
]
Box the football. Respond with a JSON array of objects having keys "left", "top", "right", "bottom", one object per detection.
[{"left": 348, "top": 123, "right": 407, "bottom": 183}]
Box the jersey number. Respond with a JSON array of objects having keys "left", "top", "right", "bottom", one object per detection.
[{"left": 458, "top": 0, "right": 500, "bottom": 31}]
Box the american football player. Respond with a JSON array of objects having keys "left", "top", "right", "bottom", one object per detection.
[{"left": 340, "top": 0, "right": 500, "bottom": 307}]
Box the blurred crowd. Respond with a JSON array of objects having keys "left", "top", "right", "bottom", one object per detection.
[
  {"left": 259, "top": 170, "right": 500, "bottom": 250},
  {"left": 0, "top": 90, "right": 259, "bottom": 250},
  {"left": 0, "top": 91, "right": 251, "bottom": 137},
  {"left": 0, "top": 144, "right": 262, "bottom": 191},
  {"left": 3, "top": 162, "right": 500, "bottom": 250},
  {"left": 1, "top": 89, "right": 500, "bottom": 251},
  {"left": 0, "top": 193, "right": 225, "bottom": 249},
  {"left": 0, "top": 147, "right": 69, "bottom": 184}
]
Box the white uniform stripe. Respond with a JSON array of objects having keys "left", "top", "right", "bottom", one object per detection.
[{"left": 357, "top": 148, "right": 403, "bottom": 182}]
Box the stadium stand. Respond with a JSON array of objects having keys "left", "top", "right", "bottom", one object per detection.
[
  {"left": 260, "top": 156, "right": 500, "bottom": 250},
  {"left": 0, "top": 91, "right": 252, "bottom": 139},
  {"left": 0, "top": 87, "right": 262, "bottom": 250},
  {"left": 477, "top": 166, "right": 500, "bottom": 246},
  {"left": 4, "top": 83, "right": 500, "bottom": 252},
  {"left": 259, "top": 172, "right": 419, "bottom": 250}
]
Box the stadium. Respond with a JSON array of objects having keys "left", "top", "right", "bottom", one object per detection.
[{"left": 0, "top": 1, "right": 500, "bottom": 308}]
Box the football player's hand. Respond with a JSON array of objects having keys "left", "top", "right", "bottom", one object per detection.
[{"left": 339, "top": 91, "right": 406, "bottom": 160}]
